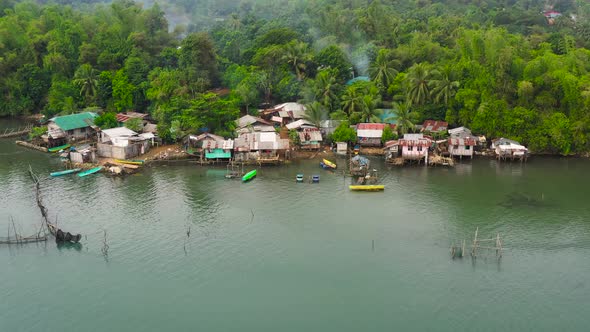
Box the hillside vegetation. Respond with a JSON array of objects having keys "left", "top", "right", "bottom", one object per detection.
[{"left": 1, "top": 0, "right": 589, "bottom": 153}]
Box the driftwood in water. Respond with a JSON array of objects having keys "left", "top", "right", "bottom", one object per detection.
[{"left": 29, "top": 166, "right": 82, "bottom": 244}]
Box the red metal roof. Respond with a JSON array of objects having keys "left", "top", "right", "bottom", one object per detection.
[
  {"left": 116, "top": 112, "right": 147, "bottom": 123},
  {"left": 357, "top": 123, "right": 386, "bottom": 130},
  {"left": 421, "top": 120, "right": 448, "bottom": 132},
  {"left": 398, "top": 136, "right": 432, "bottom": 147},
  {"left": 384, "top": 140, "right": 398, "bottom": 148}
]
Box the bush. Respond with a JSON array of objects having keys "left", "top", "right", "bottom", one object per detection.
[
  {"left": 94, "top": 112, "right": 118, "bottom": 129},
  {"left": 125, "top": 118, "right": 143, "bottom": 132},
  {"left": 289, "top": 129, "right": 300, "bottom": 145},
  {"left": 381, "top": 125, "right": 397, "bottom": 144},
  {"left": 332, "top": 121, "right": 356, "bottom": 143},
  {"left": 29, "top": 126, "right": 47, "bottom": 141}
]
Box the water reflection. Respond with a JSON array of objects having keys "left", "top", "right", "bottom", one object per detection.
[{"left": 57, "top": 241, "right": 83, "bottom": 252}]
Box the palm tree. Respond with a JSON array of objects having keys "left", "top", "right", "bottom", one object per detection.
[
  {"left": 73, "top": 64, "right": 98, "bottom": 102},
  {"left": 282, "top": 41, "right": 312, "bottom": 80},
  {"left": 390, "top": 102, "right": 418, "bottom": 135},
  {"left": 358, "top": 93, "right": 382, "bottom": 123},
  {"left": 341, "top": 85, "right": 364, "bottom": 116},
  {"left": 430, "top": 66, "right": 459, "bottom": 106},
  {"left": 303, "top": 101, "right": 328, "bottom": 128},
  {"left": 314, "top": 69, "right": 340, "bottom": 111},
  {"left": 405, "top": 63, "right": 438, "bottom": 107},
  {"left": 369, "top": 49, "right": 399, "bottom": 90}
]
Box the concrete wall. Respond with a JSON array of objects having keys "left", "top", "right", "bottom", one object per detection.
[{"left": 97, "top": 140, "right": 149, "bottom": 159}]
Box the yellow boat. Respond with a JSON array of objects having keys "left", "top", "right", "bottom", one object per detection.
[
  {"left": 114, "top": 159, "right": 144, "bottom": 165},
  {"left": 321, "top": 159, "right": 337, "bottom": 169},
  {"left": 349, "top": 185, "right": 385, "bottom": 191}
]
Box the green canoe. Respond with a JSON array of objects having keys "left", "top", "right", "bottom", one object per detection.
[
  {"left": 50, "top": 168, "right": 81, "bottom": 177},
  {"left": 48, "top": 144, "right": 71, "bottom": 153},
  {"left": 242, "top": 169, "right": 257, "bottom": 182},
  {"left": 78, "top": 166, "right": 103, "bottom": 177}
]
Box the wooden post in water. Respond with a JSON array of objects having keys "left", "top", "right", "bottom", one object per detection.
[{"left": 471, "top": 227, "right": 479, "bottom": 258}]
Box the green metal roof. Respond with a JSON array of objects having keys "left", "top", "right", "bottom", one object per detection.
[
  {"left": 205, "top": 148, "right": 231, "bottom": 159},
  {"left": 51, "top": 112, "right": 98, "bottom": 131}
]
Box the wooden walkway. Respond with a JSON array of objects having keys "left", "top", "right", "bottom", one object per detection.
[{"left": 0, "top": 123, "right": 33, "bottom": 138}]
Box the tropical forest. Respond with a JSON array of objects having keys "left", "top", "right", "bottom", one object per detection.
[{"left": 0, "top": 0, "right": 589, "bottom": 154}]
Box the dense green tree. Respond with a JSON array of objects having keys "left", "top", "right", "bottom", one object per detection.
[
  {"left": 315, "top": 45, "right": 353, "bottom": 83},
  {"left": 331, "top": 121, "right": 357, "bottom": 143},
  {"left": 94, "top": 111, "right": 118, "bottom": 129},
  {"left": 112, "top": 69, "right": 134, "bottom": 112}
]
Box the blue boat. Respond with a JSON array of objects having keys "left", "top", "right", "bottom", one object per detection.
[
  {"left": 78, "top": 166, "right": 103, "bottom": 177},
  {"left": 312, "top": 175, "right": 320, "bottom": 183},
  {"left": 296, "top": 174, "right": 304, "bottom": 182},
  {"left": 50, "top": 168, "right": 81, "bottom": 177}
]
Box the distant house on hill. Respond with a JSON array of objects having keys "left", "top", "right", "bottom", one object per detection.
[
  {"left": 259, "top": 102, "right": 306, "bottom": 126},
  {"left": 543, "top": 10, "right": 562, "bottom": 25},
  {"left": 235, "top": 115, "right": 275, "bottom": 133},
  {"left": 421, "top": 120, "right": 448, "bottom": 134}
]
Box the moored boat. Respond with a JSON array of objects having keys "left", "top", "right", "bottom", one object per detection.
[
  {"left": 296, "top": 174, "right": 304, "bottom": 182},
  {"left": 242, "top": 169, "right": 257, "bottom": 182},
  {"left": 312, "top": 175, "right": 320, "bottom": 183},
  {"left": 48, "top": 144, "right": 70, "bottom": 153},
  {"left": 114, "top": 159, "right": 144, "bottom": 165},
  {"left": 50, "top": 168, "right": 81, "bottom": 177},
  {"left": 78, "top": 166, "right": 103, "bottom": 177},
  {"left": 320, "top": 159, "right": 337, "bottom": 169},
  {"left": 349, "top": 185, "right": 385, "bottom": 191}
]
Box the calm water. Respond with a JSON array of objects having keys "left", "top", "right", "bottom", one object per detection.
[{"left": 1, "top": 120, "right": 590, "bottom": 331}]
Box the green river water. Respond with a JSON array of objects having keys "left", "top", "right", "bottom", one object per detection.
[{"left": 1, "top": 119, "right": 589, "bottom": 331}]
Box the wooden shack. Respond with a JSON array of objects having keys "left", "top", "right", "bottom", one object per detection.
[{"left": 397, "top": 134, "right": 433, "bottom": 163}]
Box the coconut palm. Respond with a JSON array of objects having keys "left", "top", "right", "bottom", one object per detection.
[
  {"left": 341, "top": 85, "right": 364, "bottom": 116},
  {"left": 73, "top": 64, "right": 98, "bottom": 101},
  {"left": 358, "top": 93, "right": 382, "bottom": 123},
  {"left": 390, "top": 101, "right": 418, "bottom": 135},
  {"left": 282, "top": 41, "right": 312, "bottom": 80},
  {"left": 369, "top": 49, "right": 399, "bottom": 90},
  {"left": 303, "top": 101, "right": 328, "bottom": 128},
  {"left": 314, "top": 69, "right": 340, "bottom": 111},
  {"left": 405, "top": 63, "right": 438, "bottom": 107},
  {"left": 430, "top": 66, "right": 459, "bottom": 106}
]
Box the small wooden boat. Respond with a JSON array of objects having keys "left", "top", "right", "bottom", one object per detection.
[
  {"left": 296, "top": 174, "right": 304, "bottom": 182},
  {"left": 48, "top": 144, "right": 70, "bottom": 153},
  {"left": 312, "top": 175, "right": 320, "bottom": 183},
  {"left": 115, "top": 159, "right": 145, "bottom": 165},
  {"left": 50, "top": 168, "right": 81, "bottom": 177},
  {"left": 78, "top": 166, "right": 103, "bottom": 177},
  {"left": 322, "top": 159, "right": 337, "bottom": 169},
  {"left": 242, "top": 169, "right": 257, "bottom": 182},
  {"left": 349, "top": 185, "right": 385, "bottom": 191}
]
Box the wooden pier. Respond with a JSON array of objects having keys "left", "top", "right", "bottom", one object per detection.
[
  {"left": 15, "top": 140, "right": 48, "bottom": 152},
  {"left": 0, "top": 124, "right": 33, "bottom": 138}
]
